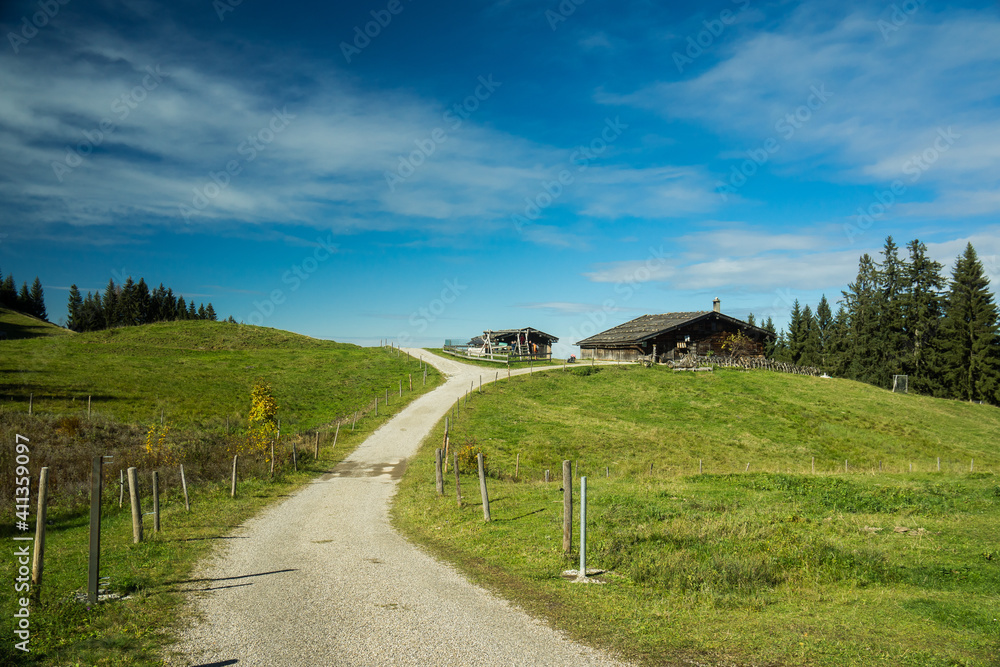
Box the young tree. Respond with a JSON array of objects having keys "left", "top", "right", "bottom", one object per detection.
[
  {"left": 762, "top": 317, "right": 778, "bottom": 358},
  {"left": 67, "top": 284, "right": 83, "bottom": 331},
  {"left": 205, "top": 303, "right": 218, "bottom": 321},
  {"left": 937, "top": 243, "right": 1000, "bottom": 403}
]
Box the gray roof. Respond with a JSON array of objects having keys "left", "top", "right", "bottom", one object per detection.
[
  {"left": 484, "top": 327, "right": 559, "bottom": 343},
  {"left": 576, "top": 311, "right": 772, "bottom": 347}
]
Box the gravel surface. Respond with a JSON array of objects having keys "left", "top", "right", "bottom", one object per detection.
[{"left": 168, "top": 350, "right": 630, "bottom": 666}]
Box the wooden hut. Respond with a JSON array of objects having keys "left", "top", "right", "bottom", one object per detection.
[
  {"left": 481, "top": 327, "right": 558, "bottom": 360},
  {"left": 575, "top": 298, "right": 773, "bottom": 363}
]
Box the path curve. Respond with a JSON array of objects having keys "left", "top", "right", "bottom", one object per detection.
[{"left": 169, "top": 350, "right": 629, "bottom": 666}]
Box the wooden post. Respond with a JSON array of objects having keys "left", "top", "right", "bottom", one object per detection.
[
  {"left": 292, "top": 442, "right": 298, "bottom": 471},
  {"left": 545, "top": 469, "right": 550, "bottom": 483},
  {"left": 88, "top": 457, "right": 102, "bottom": 604},
  {"left": 454, "top": 452, "right": 462, "bottom": 506},
  {"left": 386, "top": 388, "right": 389, "bottom": 405},
  {"left": 745, "top": 462, "right": 750, "bottom": 472},
  {"left": 270, "top": 440, "right": 275, "bottom": 476},
  {"left": 180, "top": 464, "right": 190, "bottom": 511},
  {"left": 88, "top": 395, "right": 92, "bottom": 419},
  {"left": 375, "top": 396, "right": 378, "bottom": 417},
  {"left": 606, "top": 466, "right": 609, "bottom": 478},
  {"left": 937, "top": 456, "right": 940, "bottom": 471},
  {"left": 845, "top": 459, "right": 848, "bottom": 473},
  {"left": 352, "top": 411, "right": 357, "bottom": 430},
  {"left": 127, "top": 467, "right": 142, "bottom": 544},
  {"left": 811, "top": 457, "right": 815, "bottom": 474},
  {"left": 31, "top": 467, "right": 49, "bottom": 597},
  {"left": 579, "top": 476, "right": 588, "bottom": 580},
  {"left": 479, "top": 375, "right": 482, "bottom": 393},
  {"left": 443, "top": 435, "right": 450, "bottom": 474},
  {"left": 971, "top": 459, "right": 974, "bottom": 472},
  {"left": 399, "top": 379, "right": 402, "bottom": 397},
  {"left": 160, "top": 407, "right": 164, "bottom": 425},
  {"left": 562, "top": 460, "right": 572, "bottom": 554},
  {"left": 28, "top": 393, "right": 33, "bottom": 415},
  {"left": 119, "top": 469, "right": 124, "bottom": 508},
  {"left": 333, "top": 423, "right": 340, "bottom": 448},
  {"left": 231, "top": 455, "right": 238, "bottom": 497},
  {"left": 699, "top": 459, "right": 703, "bottom": 474},
  {"left": 495, "top": 371, "right": 498, "bottom": 383},
  {"left": 315, "top": 432, "right": 320, "bottom": 458},
  {"left": 152, "top": 471, "right": 161, "bottom": 533},
  {"left": 515, "top": 453, "right": 520, "bottom": 480},
  {"left": 409, "top": 374, "right": 412, "bottom": 391},
  {"left": 478, "top": 453, "right": 490, "bottom": 522},
  {"left": 435, "top": 449, "right": 444, "bottom": 495}
]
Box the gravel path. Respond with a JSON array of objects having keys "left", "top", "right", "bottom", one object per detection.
[{"left": 168, "top": 350, "right": 630, "bottom": 666}]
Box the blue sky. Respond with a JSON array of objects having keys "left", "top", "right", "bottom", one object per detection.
[{"left": 2, "top": 0, "right": 999, "bottom": 356}]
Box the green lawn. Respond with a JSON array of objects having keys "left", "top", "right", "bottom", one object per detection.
[{"left": 393, "top": 364, "right": 1000, "bottom": 666}]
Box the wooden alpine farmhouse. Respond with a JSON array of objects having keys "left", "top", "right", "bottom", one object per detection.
[{"left": 576, "top": 298, "right": 774, "bottom": 363}]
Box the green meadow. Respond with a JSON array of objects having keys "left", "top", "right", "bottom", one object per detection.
[{"left": 393, "top": 364, "right": 1000, "bottom": 666}]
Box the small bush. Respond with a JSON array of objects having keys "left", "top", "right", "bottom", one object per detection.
[{"left": 456, "top": 439, "right": 486, "bottom": 474}]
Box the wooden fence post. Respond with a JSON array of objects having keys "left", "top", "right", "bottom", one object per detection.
[
  {"left": 88, "top": 457, "right": 102, "bottom": 604},
  {"left": 180, "top": 464, "right": 190, "bottom": 511},
  {"left": 409, "top": 374, "right": 412, "bottom": 391},
  {"left": 292, "top": 442, "right": 298, "bottom": 471},
  {"left": 119, "top": 469, "right": 124, "bottom": 508},
  {"left": 314, "top": 432, "right": 320, "bottom": 458},
  {"left": 31, "top": 467, "right": 49, "bottom": 597},
  {"left": 87, "top": 395, "right": 91, "bottom": 419},
  {"left": 127, "top": 466, "right": 142, "bottom": 544},
  {"left": 515, "top": 453, "right": 520, "bottom": 480},
  {"left": 435, "top": 449, "right": 444, "bottom": 495},
  {"left": 545, "top": 469, "right": 550, "bottom": 483},
  {"left": 231, "top": 455, "right": 239, "bottom": 497},
  {"left": 399, "top": 379, "right": 402, "bottom": 397},
  {"left": 152, "top": 471, "right": 161, "bottom": 533},
  {"left": 454, "top": 452, "right": 462, "bottom": 506},
  {"left": 478, "top": 453, "right": 491, "bottom": 522},
  {"left": 562, "top": 460, "right": 572, "bottom": 554},
  {"left": 270, "top": 440, "right": 275, "bottom": 476}
]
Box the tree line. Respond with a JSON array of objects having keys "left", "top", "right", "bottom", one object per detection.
[
  {"left": 0, "top": 269, "right": 47, "bottom": 320},
  {"left": 67, "top": 277, "right": 228, "bottom": 332},
  {"left": 756, "top": 238, "right": 999, "bottom": 405}
]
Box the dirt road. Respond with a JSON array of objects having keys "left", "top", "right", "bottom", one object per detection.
[{"left": 169, "top": 350, "right": 628, "bottom": 666}]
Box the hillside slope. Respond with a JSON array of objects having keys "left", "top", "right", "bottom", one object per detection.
[{"left": 0, "top": 318, "right": 428, "bottom": 430}]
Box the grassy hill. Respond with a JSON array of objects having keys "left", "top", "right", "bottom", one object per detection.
[
  {"left": 0, "top": 318, "right": 441, "bottom": 666},
  {"left": 394, "top": 364, "right": 1000, "bottom": 667},
  {"left": 0, "top": 315, "right": 428, "bottom": 431},
  {"left": 0, "top": 306, "right": 72, "bottom": 340}
]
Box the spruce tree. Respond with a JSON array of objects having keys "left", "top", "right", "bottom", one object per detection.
[
  {"left": 763, "top": 317, "right": 777, "bottom": 358},
  {"left": 176, "top": 296, "right": 187, "bottom": 319},
  {"left": 119, "top": 277, "right": 137, "bottom": 326},
  {"left": 103, "top": 279, "right": 119, "bottom": 329},
  {"left": 17, "top": 282, "right": 31, "bottom": 313},
  {"left": 0, "top": 274, "right": 16, "bottom": 308},
  {"left": 799, "top": 304, "right": 822, "bottom": 367},
  {"left": 67, "top": 285, "right": 83, "bottom": 331},
  {"left": 902, "top": 240, "right": 946, "bottom": 395},
  {"left": 877, "top": 237, "right": 908, "bottom": 383},
  {"left": 827, "top": 305, "right": 850, "bottom": 376},
  {"left": 815, "top": 295, "right": 833, "bottom": 370},
  {"left": 938, "top": 243, "right": 1000, "bottom": 403},
  {"left": 135, "top": 278, "right": 151, "bottom": 325},
  {"left": 787, "top": 300, "right": 804, "bottom": 364},
  {"left": 746, "top": 312, "right": 756, "bottom": 327},
  {"left": 29, "top": 277, "right": 46, "bottom": 320},
  {"left": 205, "top": 303, "right": 217, "bottom": 321},
  {"left": 841, "top": 254, "right": 881, "bottom": 384}
]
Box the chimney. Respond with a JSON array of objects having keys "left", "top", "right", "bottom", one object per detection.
[{"left": 712, "top": 297, "right": 720, "bottom": 313}]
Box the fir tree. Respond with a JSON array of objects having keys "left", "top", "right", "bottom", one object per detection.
[
  {"left": 205, "top": 303, "right": 217, "bottom": 321},
  {"left": 103, "top": 279, "right": 119, "bottom": 329},
  {"left": 902, "top": 239, "right": 946, "bottom": 395},
  {"left": 787, "top": 299, "right": 804, "bottom": 364},
  {"left": 937, "top": 243, "right": 1000, "bottom": 403},
  {"left": 29, "top": 277, "right": 46, "bottom": 320},
  {"left": 176, "top": 296, "right": 187, "bottom": 319},
  {"left": 119, "top": 277, "right": 137, "bottom": 326},
  {"left": 746, "top": 312, "right": 756, "bottom": 327},
  {"left": 799, "top": 304, "right": 822, "bottom": 367},
  {"left": 17, "top": 282, "right": 31, "bottom": 313},
  {"left": 762, "top": 317, "right": 777, "bottom": 358},
  {"left": 135, "top": 278, "right": 151, "bottom": 325},
  {"left": 67, "top": 285, "right": 83, "bottom": 331},
  {"left": 0, "top": 274, "right": 16, "bottom": 308},
  {"left": 877, "top": 237, "right": 908, "bottom": 382},
  {"left": 815, "top": 295, "right": 833, "bottom": 370},
  {"left": 187, "top": 300, "right": 197, "bottom": 319},
  {"left": 841, "top": 254, "right": 881, "bottom": 384}
]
